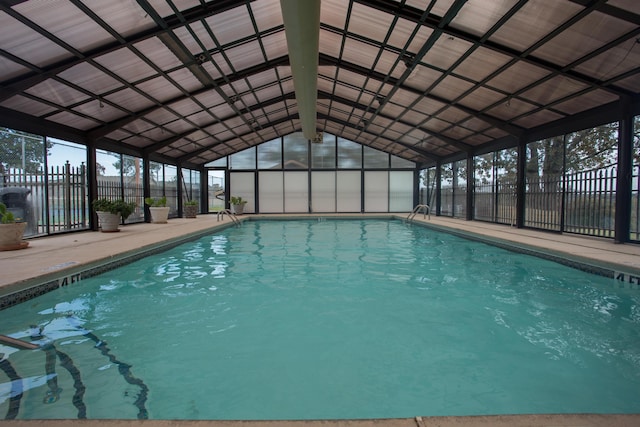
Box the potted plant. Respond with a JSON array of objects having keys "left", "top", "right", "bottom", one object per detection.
[
  {"left": 145, "top": 196, "right": 170, "bottom": 223},
  {"left": 230, "top": 196, "right": 247, "bottom": 215},
  {"left": 184, "top": 200, "right": 198, "bottom": 218},
  {"left": 0, "top": 202, "right": 28, "bottom": 250},
  {"left": 92, "top": 198, "right": 136, "bottom": 232}
]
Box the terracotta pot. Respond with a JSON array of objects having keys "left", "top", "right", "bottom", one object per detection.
[
  {"left": 184, "top": 205, "right": 198, "bottom": 218},
  {"left": 0, "top": 222, "right": 28, "bottom": 250},
  {"left": 96, "top": 211, "right": 121, "bottom": 232},
  {"left": 149, "top": 206, "right": 170, "bottom": 223},
  {"left": 232, "top": 204, "right": 246, "bottom": 215}
]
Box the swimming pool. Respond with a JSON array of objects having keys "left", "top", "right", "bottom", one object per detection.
[{"left": 1, "top": 219, "right": 640, "bottom": 419}]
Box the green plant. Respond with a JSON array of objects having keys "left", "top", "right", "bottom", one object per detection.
[
  {"left": 184, "top": 199, "right": 198, "bottom": 206},
  {"left": 230, "top": 196, "right": 247, "bottom": 205},
  {"left": 0, "top": 202, "right": 16, "bottom": 224},
  {"left": 92, "top": 198, "right": 136, "bottom": 221},
  {"left": 145, "top": 196, "right": 167, "bottom": 207}
]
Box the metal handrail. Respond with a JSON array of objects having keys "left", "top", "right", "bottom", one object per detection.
[
  {"left": 407, "top": 204, "right": 430, "bottom": 222},
  {"left": 216, "top": 209, "right": 241, "bottom": 225}
]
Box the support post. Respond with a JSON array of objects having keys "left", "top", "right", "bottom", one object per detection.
[
  {"left": 615, "top": 97, "right": 633, "bottom": 243},
  {"left": 516, "top": 139, "right": 527, "bottom": 229},
  {"left": 466, "top": 154, "right": 474, "bottom": 221}
]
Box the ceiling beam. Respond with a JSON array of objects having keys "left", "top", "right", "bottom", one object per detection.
[
  {"left": 318, "top": 53, "right": 526, "bottom": 138},
  {"left": 280, "top": 0, "right": 320, "bottom": 140},
  {"left": 86, "top": 56, "right": 291, "bottom": 140},
  {"left": 0, "top": 0, "right": 257, "bottom": 102},
  {"left": 142, "top": 92, "right": 296, "bottom": 154},
  {"left": 317, "top": 90, "right": 471, "bottom": 152},
  {"left": 316, "top": 112, "right": 441, "bottom": 162},
  {"left": 176, "top": 114, "right": 299, "bottom": 163},
  {"left": 354, "top": 0, "right": 635, "bottom": 98}
]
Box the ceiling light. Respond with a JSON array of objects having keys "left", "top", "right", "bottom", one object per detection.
[
  {"left": 194, "top": 53, "right": 208, "bottom": 65},
  {"left": 402, "top": 52, "right": 415, "bottom": 68}
]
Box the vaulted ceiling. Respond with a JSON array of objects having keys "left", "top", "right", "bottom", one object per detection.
[{"left": 1, "top": 0, "right": 640, "bottom": 169}]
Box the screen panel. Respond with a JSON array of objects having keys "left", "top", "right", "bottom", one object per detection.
[
  {"left": 364, "top": 171, "right": 389, "bottom": 212},
  {"left": 311, "top": 171, "right": 336, "bottom": 213}
]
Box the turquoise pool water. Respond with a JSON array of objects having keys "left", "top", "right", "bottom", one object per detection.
[{"left": 1, "top": 219, "right": 640, "bottom": 419}]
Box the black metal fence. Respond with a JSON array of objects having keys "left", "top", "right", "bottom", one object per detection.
[
  {"left": 95, "top": 177, "right": 145, "bottom": 224},
  {"left": 2, "top": 164, "right": 89, "bottom": 237},
  {"left": 632, "top": 164, "right": 640, "bottom": 242},
  {"left": 2, "top": 165, "right": 149, "bottom": 237},
  {"left": 474, "top": 179, "right": 517, "bottom": 226},
  {"left": 448, "top": 164, "right": 628, "bottom": 240}
]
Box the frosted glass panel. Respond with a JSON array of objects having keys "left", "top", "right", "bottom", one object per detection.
[
  {"left": 311, "top": 133, "right": 336, "bottom": 169},
  {"left": 311, "top": 171, "right": 336, "bottom": 212},
  {"left": 283, "top": 132, "right": 308, "bottom": 169},
  {"left": 364, "top": 171, "right": 388, "bottom": 212},
  {"left": 259, "top": 171, "right": 283, "bottom": 213},
  {"left": 230, "top": 172, "right": 255, "bottom": 213},
  {"left": 337, "top": 138, "right": 362, "bottom": 168},
  {"left": 230, "top": 147, "right": 256, "bottom": 170},
  {"left": 389, "top": 171, "right": 414, "bottom": 212},
  {"left": 391, "top": 154, "right": 415, "bottom": 168},
  {"left": 336, "top": 171, "right": 361, "bottom": 212},
  {"left": 363, "top": 146, "right": 389, "bottom": 168},
  {"left": 284, "top": 171, "right": 309, "bottom": 212},
  {"left": 258, "top": 137, "right": 282, "bottom": 169}
]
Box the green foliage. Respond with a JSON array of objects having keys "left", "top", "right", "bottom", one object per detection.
[
  {"left": 92, "top": 198, "right": 136, "bottom": 221},
  {"left": 230, "top": 196, "right": 247, "bottom": 205},
  {"left": 145, "top": 196, "right": 167, "bottom": 207},
  {"left": 0, "top": 127, "right": 53, "bottom": 174},
  {"left": 0, "top": 202, "right": 16, "bottom": 224},
  {"left": 184, "top": 199, "right": 198, "bottom": 206}
]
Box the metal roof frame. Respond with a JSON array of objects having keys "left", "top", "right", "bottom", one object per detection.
[{"left": 1, "top": 0, "right": 640, "bottom": 169}]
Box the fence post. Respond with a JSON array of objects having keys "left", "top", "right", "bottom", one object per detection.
[
  {"left": 81, "top": 163, "right": 86, "bottom": 227},
  {"left": 65, "top": 161, "right": 72, "bottom": 229}
]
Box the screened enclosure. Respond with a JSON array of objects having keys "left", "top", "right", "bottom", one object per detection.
[{"left": 1, "top": 0, "right": 640, "bottom": 242}]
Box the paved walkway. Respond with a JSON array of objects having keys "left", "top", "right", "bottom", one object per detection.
[
  {"left": 1, "top": 414, "right": 639, "bottom": 427},
  {"left": 1, "top": 214, "right": 639, "bottom": 426}
]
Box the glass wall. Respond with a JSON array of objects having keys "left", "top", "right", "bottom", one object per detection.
[
  {"left": 524, "top": 122, "right": 618, "bottom": 236},
  {"left": 337, "top": 137, "right": 362, "bottom": 169},
  {"left": 283, "top": 133, "right": 308, "bottom": 169},
  {"left": 208, "top": 169, "right": 225, "bottom": 212},
  {"left": 150, "top": 162, "right": 178, "bottom": 218},
  {"left": 440, "top": 162, "right": 454, "bottom": 216},
  {"left": 0, "top": 130, "right": 90, "bottom": 236},
  {"left": 311, "top": 133, "right": 336, "bottom": 168},
  {"left": 631, "top": 116, "right": 640, "bottom": 242},
  {"left": 563, "top": 124, "right": 617, "bottom": 237},
  {"left": 98, "top": 150, "right": 144, "bottom": 223},
  {"left": 419, "top": 167, "right": 436, "bottom": 208},
  {"left": 182, "top": 168, "right": 201, "bottom": 209},
  {"left": 524, "top": 137, "right": 564, "bottom": 231},
  {"left": 258, "top": 138, "right": 282, "bottom": 169},
  {"left": 47, "top": 139, "right": 89, "bottom": 233},
  {"left": 441, "top": 160, "right": 467, "bottom": 218},
  {"left": 474, "top": 148, "right": 517, "bottom": 225},
  {"left": 223, "top": 132, "right": 415, "bottom": 213}
]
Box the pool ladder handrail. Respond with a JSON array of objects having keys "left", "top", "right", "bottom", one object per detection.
[
  {"left": 407, "top": 204, "right": 430, "bottom": 222},
  {"left": 216, "top": 209, "right": 241, "bottom": 226}
]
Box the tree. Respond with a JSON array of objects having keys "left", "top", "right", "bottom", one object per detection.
[{"left": 0, "top": 128, "right": 53, "bottom": 175}]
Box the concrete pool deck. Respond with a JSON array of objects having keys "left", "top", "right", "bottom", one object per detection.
[{"left": 1, "top": 213, "right": 639, "bottom": 426}]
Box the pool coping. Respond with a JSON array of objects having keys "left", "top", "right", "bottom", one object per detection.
[
  {"left": 0, "top": 413, "right": 639, "bottom": 427},
  {"left": 406, "top": 217, "right": 640, "bottom": 279}
]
